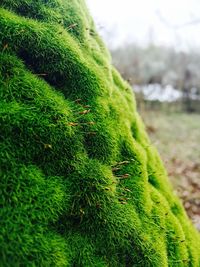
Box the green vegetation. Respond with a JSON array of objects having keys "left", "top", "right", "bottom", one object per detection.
[{"left": 0, "top": 1, "right": 200, "bottom": 266}]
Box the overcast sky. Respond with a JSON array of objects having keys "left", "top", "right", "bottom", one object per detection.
[{"left": 86, "top": 0, "right": 200, "bottom": 50}]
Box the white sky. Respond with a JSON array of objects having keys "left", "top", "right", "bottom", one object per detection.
[{"left": 86, "top": 0, "right": 200, "bottom": 50}]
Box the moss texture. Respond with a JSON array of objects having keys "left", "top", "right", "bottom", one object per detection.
[{"left": 0, "top": 1, "right": 200, "bottom": 266}]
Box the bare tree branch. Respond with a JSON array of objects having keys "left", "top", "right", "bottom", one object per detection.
[{"left": 156, "top": 10, "right": 200, "bottom": 29}]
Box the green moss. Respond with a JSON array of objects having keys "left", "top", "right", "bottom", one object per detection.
[{"left": 0, "top": 1, "right": 200, "bottom": 266}]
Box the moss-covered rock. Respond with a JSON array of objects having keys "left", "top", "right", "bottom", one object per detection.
[{"left": 0, "top": 1, "right": 200, "bottom": 266}]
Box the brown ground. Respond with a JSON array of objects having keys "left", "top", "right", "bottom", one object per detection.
[{"left": 140, "top": 110, "right": 200, "bottom": 231}]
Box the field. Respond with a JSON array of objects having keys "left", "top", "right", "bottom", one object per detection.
[{"left": 140, "top": 110, "right": 200, "bottom": 230}]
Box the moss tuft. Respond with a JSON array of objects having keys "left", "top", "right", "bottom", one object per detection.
[{"left": 0, "top": 1, "right": 200, "bottom": 266}]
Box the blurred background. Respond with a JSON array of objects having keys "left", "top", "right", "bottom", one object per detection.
[{"left": 87, "top": 0, "right": 200, "bottom": 229}]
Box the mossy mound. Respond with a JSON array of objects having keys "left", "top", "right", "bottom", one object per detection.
[{"left": 0, "top": 1, "right": 200, "bottom": 266}]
